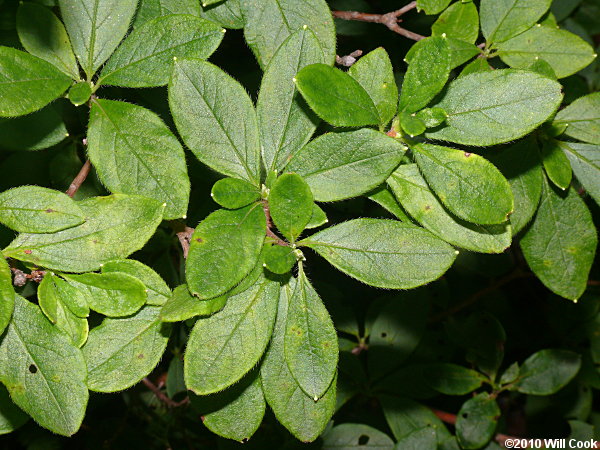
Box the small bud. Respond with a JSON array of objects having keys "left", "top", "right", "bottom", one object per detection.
[
  {"left": 162, "top": 202, "right": 167, "bottom": 207},
  {"left": 292, "top": 77, "right": 297, "bottom": 82},
  {"left": 441, "top": 33, "right": 447, "bottom": 38},
  {"left": 221, "top": 29, "right": 226, "bottom": 33},
  {"left": 303, "top": 24, "right": 308, "bottom": 29},
  {"left": 182, "top": 215, "right": 187, "bottom": 219},
  {"left": 536, "top": 23, "right": 541, "bottom": 27},
  {"left": 313, "top": 396, "right": 318, "bottom": 402},
  {"left": 455, "top": 250, "right": 459, "bottom": 255},
  {"left": 173, "top": 56, "right": 177, "bottom": 61}
]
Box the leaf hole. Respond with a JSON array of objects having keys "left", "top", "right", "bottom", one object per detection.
[
  {"left": 381, "top": 332, "right": 387, "bottom": 338},
  {"left": 28, "top": 364, "right": 38, "bottom": 374},
  {"left": 462, "top": 413, "right": 468, "bottom": 419},
  {"left": 358, "top": 435, "right": 369, "bottom": 445},
  {"left": 45, "top": 209, "right": 56, "bottom": 213},
  {"left": 195, "top": 238, "right": 203, "bottom": 243}
]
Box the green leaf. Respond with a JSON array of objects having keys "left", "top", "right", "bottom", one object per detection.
[
  {"left": 269, "top": 173, "right": 313, "bottom": 242},
  {"left": 490, "top": 139, "right": 543, "bottom": 235},
  {"left": 417, "top": 0, "right": 451, "bottom": 15},
  {"left": 515, "top": 349, "right": 581, "bottom": 395},
  {"left": 286, "top": 129, "right": 406, "bottom": 202},
  {"left": 348, "top": 47, "right": 398, "bottom": 125},
  {"left": 186, "top": 205, "right": 265, "bottom": 299},
  {"left": 58, "top": 0, "right": 138, "bottom": 77},
  {"left": 242, "top": 0, "right": 335, "bottom": 68},
  {"left": 3, "top": 194, "right": 165, "bottom": 273},
  {"left": 0, "top": 104, "right": 67, "bottom": 151},
  {"left": 520, "top": 178, "right": 597, "bottom": 301},
  {"left": 134, "top": 0, "right": 201, "bottom": 27},
  {"left": 0, "top": 47, "right": 72, "bottom": 118},
  {"left": 423, "top": 364, "right": 486, "bottom": 395},
  {"left": 82, "top": 306, "right": 170, "bottom": 392},
  {"left": 425, "top": 70, "right": 563, "bottom": 146},
  {"left": 432, "top": 1, "right": 479, "bottom": 44},
  {"left": 0, "top": 385, "right": 28, "bottom": 435},
  {"left": 263, "top": 244, "right": 296, "bottom": 274},
  {"left": 192, "top": 370, "right": 265, "bottom": 442},
  {"left": 160, "top": 284, "right": 227, "bottom": 322},
  {"left": 394, "top": 427, "right": 437, "bottom": 450},
  {"left": 0, "top": 186, "right": 85, "bottom": 233},
  {"left": 260, "top": 280, "right": 336, "bottom": 442},
  {"left": 63, "top": 272, "right": 147, "bottom": 317},
  {"left": 169, "top": 59, "right": 261, "bottom": 184},
  {"left": 540, "top": 140, "right": 572, "bottom": 190},
  {"left": 381, "top": 396, "right": 450, "bottom": 443},
  {"left": 416, "top": 107, "right": 447, "bottom": 128},
  {"left": 459, "top": 58, "right": 493, "bottom": 77},
  {"left": 101, "top": 259, "right": 171, "bottom": 306},
  {"left": 553, "top": 92, "right": 600, "bottom": 145},
  {"left": 68, "top": 82, "right": 91, "bottom": 106},
  {"left": 306, "top": 203, "right": 328, "bottom": 229},
  {"left": 323, "top": 424, "right": 394, "bottom": 449},
  {"left": 559, "top": 141, "right": 600, "bottom": 206},
  {"left": 0, "top": 258, "right": 13, "bottom": 337},
  {"left": 16, "top": 2, "right": 79, "bottom": 79},
  {"left": 300, "top": 219, "right": 456, "bottom": 289},
  {"left": 496, "top": 25, "right": 596, "bottom": 78},
  {"left": 388, "top": 164, "right": 511, "bottom": 253},
  {"left": 285, "top": 266, "right": 337, "bottom": 400},
  {"left": 0, "top": 296, "right": 88, "bottom": 436},
  {"left": 367, "top": 185, "right": 413, "bottom": 222},
  {"left": 39, "top": 274, "right": 89, "bottom": 318},
  {"left": 399, "top": 36, "right": 451, "bottom": 114},
  {"left": 399, "top": 112, "right": 426, "bottom": 137},
  {"left": 201, "top": 0, "right": 244, "bottom": 29},
  {"left": 480, "top": 0, "right": 551, "bottom": 43},
  {"left": 184, "top": 275, "right": 279, "bottom": 395},
  {"left": 295, "top": 64, "right": 380, "bottom": 127},
  {"left": 88, "top": 99, "right": 190, "bottom": 219},
  {"left": 414, "top": 144, "right": 514, "bottom": 225},
  {"left": 211, "top": 178, "right": 260, "bottom": 209},
  {"left": 257, "top": 28, "right": 324, "bottom": 172},
  {"left": 499, "top": 362, "right": 520, "bottom": 385},
  {"left": 528, "top": 58, "right": 557, "bottom": 79},
  {"left": 38, "top": 275, "right": 88, "bottom": 347},
  {"left": 456, "top": 393, "right": 500, "bottom": 449},
  {"left": 368, "top": 294, "right": 429, "bottom": 379},
  {"left": 99, "top": 15, "right": 224, "bottom": 88}
]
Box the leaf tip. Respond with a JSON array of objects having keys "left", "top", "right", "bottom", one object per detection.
[{"left": 221, "top": 29, "right": 226, "bottom": 33}]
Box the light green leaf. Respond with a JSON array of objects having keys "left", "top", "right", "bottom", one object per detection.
[
  {"left": 134, "top": 0, "right": 201, "bottom": 28},
  {"left": 416, "top": 107, "right": 447, "bottom": 128},
  {"left": 295, "top": 64, "right": 380, "bottom": 127},
  {"left": 300, "top": 219, "right": 456, "bottom": 289},
  {"left": 388, "top": 164, "right": 511, "bottom": 253},
  {"left": 0, "top": 296, "right": 88, "bottom": 436},
  {"left": 456, "top": 393, "right": 500, "bottom": 449},
  {"left": 399, "top": 111, "right": 426, "bottom": 137},
  {"left": 160, "top": 284, "right": 227, "bottom": 322},
  {"left": 417, "top": 0, "right": 451, "bottom": 15},
  {"left": 88, "top": 99, "right": 190, "bottom": 219},
  {"left": 446, "top": 37, "right": 480, "bottom": 68},
  {"left": 348, "top": 47, "right": 398, "bottom": 125},
  {"left": 423, "top": 364, "right": 486, "bottom": 395},
  {"left": 63, "top": 272, "right": 147, "bottom": 317},
  {"left": 414, "top": 144, "right": 514, "bottom": 225},
  {"left": 186, "top": 204, "right": 266, "bottom": 299},
  {"left": 284, "top": 266, "right": 337, "bottom": 400},
  {"left": 0, "top": 385, "right": 28, "bottom": 435},
  {"left": 528, "top": 58, "right": 557, "bottom": 79},
  {"left": 553, "top": 92, "right": 600, "bottom": 145},
  {"left": 0, "top": 186, "right": 85, "bottom": 233},
  {"left": 184, "top": 275, "right": 279, "bottom": 395},
  {"left": 193, "top": 370, "right": 265, "bottom": 442},
  {"left": 0, "top": 104, "right": 67, "bottom": 151},
  {"left": 399, "top": 36, "right": 451, "bottom": 114},
  {"left": 540, "top": 140, "right": 572, "bottom": 190},
  {"left": 490, "top": 139, "right": 543, "bottom": 235},
  {"left": 323, "top": 424, "right": 394, "bottom": 449},
  {"left": 496, "top": 25, "right": 596, "bottom": 78},
  {"left": 58, "top": 0, "right": 138, "bottom": 77},
  {"left": 3, "top": 194, "right": 165, "bottom": 273},
  {"left": 242, "top": 0, "right": 335, "bottom": 68},
  {"left": 425, "top": 70, "right": 563, "bottom": 146},
  {"left": 515, "top": 349, "right": 581, "bottom": 395},
  {"left": 269, "top": 173, "right": 313, "bottom": 242},
  {"left": 367, "top": 185, "right": 413, "bottom": 222},
  {"left": 260, "top": 280, "right": 336, "bottom": 442},
  {"left": 0, "top": 47, "right": 72, "bottom": 118},
  {"left": 211, "top": 177, "right": 260, "bottom": 209},
  {"left": 480, "top": 0, "right": 551, "bottom": 43},
  {"left": 101, "top": 259, "right": 171, "bottom": 306},
  {"left": 201, "top": 0, "right": 244, "bottom": 29},
  {"left": 306, "top": 203, "right": 328, "bottom": 229},
  {"left": 559, "top": 141, "right": 600, "bottom": 206},
  {"left": 82, "top": 306, "right": 170, "bottom": 392},
  {"left": 432, "top": 1, "right": 479, "bottom": 44},
  {"left": 460, "top": 58, "right": 493, "bottom": 77},
  {"left": 38, "top": 275, "right": 88, "bottom": 347},
  {"left": 99, "top": 15, "right": 224, "bottom": 88},
  {"left": 520, "top": 178, "right": 597, "bottom": 301},
  {"left": 0, "top": 258, "right": 13, "bottom": 337},
  {"left": 17, "top": 2, "right": 79, "bottom": 79},
  {"left": 40, "top": 274, "right": 89, "bottom": 318},
  {"left": 263, "top": 244, "right": 296, "bottom": 274},
  {"left": 286, "top": 129, "right": 406, "bottom": 202},
  {"left": 68, "top": 82, "right": 92, "bottom": 106},
  {"left": 169, "top": 59, "right": 261, "bottom": 184},
  {"left": 257, "top": 28, "right": 324, "bottom": 172}
]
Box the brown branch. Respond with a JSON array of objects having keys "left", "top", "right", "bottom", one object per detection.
[
  {"left": 332, "top": 1, "right": 426, "bottom": 41},
  {"left": 142, "top": 377, "right": 189, "bottom": 408},
  {"left": 66, "top": 159, "right": 91, "bottom": 198},
  {"left": 170, "top": 221, "right": 195, "bottom": 258},
  {"left": 10, "top": 267, "right": 45, "bottom": 286},
  {"left": 589, "top": 280, "right": 600, "bottom": 286},
  {"left": 262, "top": 202, "right": 288, "bottom": 246}
]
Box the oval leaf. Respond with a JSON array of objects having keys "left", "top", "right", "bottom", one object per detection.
[
  {"left": 480, "top": 0, "right": 551, "bottom": 43},
  {"left": 553, "top": 92, "right": 600, "bottom": 145},
  {"left": 269, "top": 173, "right": 313, "bottom": 242},
  {"left": 160, "top": 284, "right": 227, "bottom": 322},
  {"left": 515, "top": 349, "right": 581, "bottom": 395},
  {"left": 102, "top": 259, "right": 171, "bottom": 306},
  {"left": 211, "top": 177, "right": 260, "bottom": 209}
]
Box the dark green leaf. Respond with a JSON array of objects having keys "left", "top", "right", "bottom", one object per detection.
[
  {"left": 323, "top": 423, "right": 394, "bottom": 449},
  {"left": 367, "top": 185, "right": 413, "bottom": 222},
  {"left": 432, "top": 1, "right": 479, "bottom": 44},
  {"left": 424, "top": 364, "right": 486, "bottom": 395},
  {"left": 134, "top": 0, "right": 201, "bottom": 27},
  {"left": 68, "top": 82, "right": 91, "bottom": 106},
  {"left": 480, "top": 0, "right": 551, "bottom": 43},
  {"left": 0, "top": 104, "right": 67, "bottom": 151},
  {"left": 515, "top": 349, "right": 581, "bottom": 395},
  {"left": 201, "top": 0, "right": 244, "bottom": 29},
  {"left": 300, "top": 219, "right": 456, "bottom": 289},
  {"left": 286, "top": 129, "right": 406, "bottom": 202},
  {"left": 0, "top": 258, "right": 13, "bottom": 337},
  {"left": 459, "top": 58, "right": 493, "bottom": 77},
  {"left": 553, "top": 92, "right": 600, "bottom": 145},
  {"left": 399, "top": 112, "right": 426, "bottom": 137},
  {"left": 456, "top": 393, "right": 500, "bottom": 449},
  {"left": 263, "top": 244, "right": 296, "bottom": 274},
  {"left": 381, "top": 396, "right": 450, "bottom": 443},
  {"left": 559, "top": 141, "right": 600, "bottom": 206},
  {"left": 88, "top": 99, "right": 190, "bottom": 219},
  {"left": 295, "top": 64, "right": 380, "bottom": 127},
  {"left": 101, "top": 259, "right": 171, "bottom": 306},
  {"left": 393, "top": 427, "right": 437, "bottom": 450},
  {"left": 0, "top": 385, "right": 28, "bottom": 435},
  {"left": 211, "top": 178, "right": 260, "bottom": 209},
  {"left": 528, "top": 58, "right": 557, "bottom": 79},
  {"left": 306, "top": 203, "right": 328, "bottom": 228},
  {"left": 540, "top": 140, "right": 572, "bottom": 190},
  {"left": 269, "top": 173, "right": 313, "bottom": 242},
  {"left": 160, "top": 284, "right": 227, "bottom": 322},
  {"left": 417, "top": 0, "right": 451, "bottom": 15}
]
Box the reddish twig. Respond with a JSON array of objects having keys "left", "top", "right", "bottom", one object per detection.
[
  {"left": 332, "top": 1, "right": 426, "bottom": 41},
  {"left": 589, "top": 280, "right": 600, "bottom": 286},
  {"left": 262, "top": 202, "right": 288, "bottom": 246},
  {"left": 66, "top": 159, "right": 91, "bottom": 198},
  {"left": 142, "top": 377, "right": 189, "bottom": 408}
]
